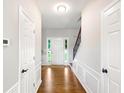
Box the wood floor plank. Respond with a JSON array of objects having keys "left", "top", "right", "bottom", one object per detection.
[{"left": 37, "top": 65, "right": 86, "bottom": 93}]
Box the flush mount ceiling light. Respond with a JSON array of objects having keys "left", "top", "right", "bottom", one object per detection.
[
  {"left": 55, "top": 3, "right": 70, "bottom": 13},
  {"left": 57, "top": 5, "right": 66, "bottom": 13}
]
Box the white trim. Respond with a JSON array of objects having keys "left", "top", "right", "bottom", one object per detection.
[
  {"left": 74, "top": 61, "right": 101, "bottom": 79},
  {"left": 35, "top": 62, "right": 41, "bottom": 69},
  {"left": 85, "top": 69, "right": 100, "bottom": 93},
  {"left": 18, "top": 5, "right": 20, "bottom": 93},
  {"left": 35, "top": 62, "right": 42, "bottom": 93},
  {"left": 103, "top": 0, "right": 120, "bottom": 12},
  {"left": 35, "top": 80, "right": 42, "bottom": 93},
  {"left": 69, "top": 65, "right": 91, "bottom": 93},
  {"left": 42, "top": 64, "right": 51, "bottom": 66},
  {"left": 82, "top": 64, "right": 101, "bottom": 77},
  {"left": 101, "top": 5, "right": 105, "bottom": 93},
  {"left": 6, "top": 82, "right": 18, "bottom": 93},
  {"left": 42, "top": 64, "right": 70, "bottom": 66},
  {"left": 81, "top": 63, "right": 101, "bottom": 93},
  {"left": 69, "top": 62, "right": 101, "bottom": 93}
]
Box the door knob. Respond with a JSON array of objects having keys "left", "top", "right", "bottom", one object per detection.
[
  {"left": 102, "top": 68, "right": 108, "bottom": 73},
  {"left": 21, "top": 69, "right": 29, "bottom": 73}
]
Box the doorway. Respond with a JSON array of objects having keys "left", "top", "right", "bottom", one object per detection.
[{"left": 47, "top": 37, "right": 69, "bottom": 65}]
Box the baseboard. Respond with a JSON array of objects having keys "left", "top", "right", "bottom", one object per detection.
[
  {"left": 35, "top": 62, "right": 42, "bottom": 93},
  {"left": 69, "top": 65, "right": 90, "bottom": 93},
  {"left": 41, "top": 64, "right": 50, "bottom": 66},
  {"left": 42, "top": 64, "right": 69, "bottom": 66},
  {"left": 35, "top": 79, "right": 42, "bottom": 93},
  {"left": 6, "top": 82, "right": 18, "bottom": 93}
]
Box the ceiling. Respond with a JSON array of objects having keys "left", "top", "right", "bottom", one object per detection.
[{"left": 36, "top": 0, "right": 90, "bottom": 29}]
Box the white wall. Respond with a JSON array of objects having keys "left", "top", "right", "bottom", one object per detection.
[
  {"left": 42, "top": 28, "right": 79, "bottom": 65},
  {"left": 3, "top": 0, "right": 42, "bottom": 92},
  {"left": 3, "top": 0, "right": 19, "bottom": 92},
  {"left": 72, "top": 0, "right": 113, "bottom": 93}
]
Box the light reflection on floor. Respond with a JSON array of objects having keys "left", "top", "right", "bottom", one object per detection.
[{"left": 37, "top": 65, "right": 86, "bottom": 93}]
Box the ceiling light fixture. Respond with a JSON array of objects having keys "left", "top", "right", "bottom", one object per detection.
[
  {"left": 55, "top": 3, "right": 70, "bottom": 13},
  {"left": 57, "top": 5, "right": 66, "bottom": 13}
]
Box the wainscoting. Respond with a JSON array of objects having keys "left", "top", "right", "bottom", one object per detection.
[{"left": 70, "top": 62, "right": 101, "bottom": 93}]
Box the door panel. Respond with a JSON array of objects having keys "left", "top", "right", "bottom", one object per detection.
[
  {"left": 109, "top": 79, "right": 120, "bottom": 93},
  {"left": 50, "top": 38, "right": 64, "bottom": 65},
  {"left": 101, "top": 1, "right": 121, "bottom": 93},
  {"left": 108, "top": 31, "right": 120, "bottom": 69},
  {"left": 19, "top": 7, "right": 35, "bottom": 93},
  {"left": 56, "top": 39, "right": 64, "bottom": 65},
  {"left": 51, "top": 39, "right": 58, "bottom": 64}
]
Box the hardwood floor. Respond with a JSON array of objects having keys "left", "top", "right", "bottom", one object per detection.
[{"left": 37, "top": 65, "right": 86, "bottom": 93}]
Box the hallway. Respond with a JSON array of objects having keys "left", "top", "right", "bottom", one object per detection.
[
  {"left": 37, "top": 65, "right": 86, "bottom": 93},
  {"left": 3, "top": 0, "right": 121, "bottom": 92}
]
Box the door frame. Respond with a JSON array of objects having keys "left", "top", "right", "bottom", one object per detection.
[
  {"left": 46, "top": 37, "right": 69, "bottom": 65},
  {"left": 101, "top": 0, "right": 120, "bottom": 93},
  {"left": 18, "top": 6, "right": 35, "bottom": 93}
]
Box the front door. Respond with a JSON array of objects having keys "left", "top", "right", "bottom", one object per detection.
[
  {"left": 47, "top": 38, "right": 69, "bottom": 65},
  {"left": 19, "top": 7, "right": 36, "bottom": 93},
  {"left": 101, "top": 0, "right": 121, "bottom": 93},
  {"left": 51, "top": 38, "right": 64, "bottom": 65}
]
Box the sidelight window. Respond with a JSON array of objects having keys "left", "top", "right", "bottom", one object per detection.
[
  {"left": 64, "top": 39, "right": 68, "bottom": 62},
  {"left": 48, "top": 39, "right": 52, "bottom": 63}
]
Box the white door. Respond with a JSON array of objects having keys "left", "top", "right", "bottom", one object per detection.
[
  {"left": 101, "top": 0, "right": 121, "bottom": 93},
  {"left": 19, "top": 7, "right": 36, "bottom": 93},
  {"left": 51, "top": 38, "right": 64, "bottom": 65}
]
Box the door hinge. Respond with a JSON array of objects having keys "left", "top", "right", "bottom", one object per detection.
[
  {"left": 33, "top": 56, "right": 35, "bottom": 60},
  {"left": 33, "top": 83, "right": 35, "bottom": 87},
  {"left": 33, "top": 30, "right": 35, "bottom": 34}
]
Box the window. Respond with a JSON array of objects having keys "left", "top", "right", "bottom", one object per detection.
[
  {"left": 48, "top": 40, "right": 51, "bottom": 49},
  {"left": 48, "top": 39, "right": 52, "bottom": 63},
  {"left": 64, "top": 39, "right": 68, "bottom": 62},
  {"left": 65, "top": 39, "right": 67, "bottom": 49}
]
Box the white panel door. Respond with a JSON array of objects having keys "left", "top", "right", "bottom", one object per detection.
[
  {"left": 101, "top": 1, "right": 121, "bottom": 93},
  {"left": 51, "top": 39, "right": 58, "bottom": 64},
  {"left": 19, "top": 7, "right": 35, "bottom": 93},
  {"left": 51, "top": 38, "right": 64, "bottom": 65}
]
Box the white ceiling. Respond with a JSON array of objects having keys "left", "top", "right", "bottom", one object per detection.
[{"left": 37, "top": 0, "right": 90, "bottom": 29}]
